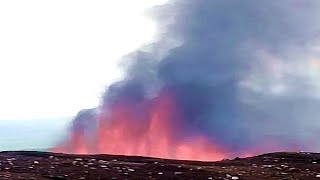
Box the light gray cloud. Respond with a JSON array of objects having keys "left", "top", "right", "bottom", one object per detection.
[{"left": 70, "top": 0, "right": 320, "bottom": 154}]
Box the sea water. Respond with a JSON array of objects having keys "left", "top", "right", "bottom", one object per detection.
[{"left": 0, "top": 118, "right": 71, "bottom": 151}]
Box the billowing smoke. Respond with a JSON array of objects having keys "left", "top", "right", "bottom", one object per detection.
[{"left": 54, "top": 0, "right": 320, "bottom": 160}]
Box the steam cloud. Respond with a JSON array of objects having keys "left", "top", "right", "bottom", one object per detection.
[{"left": 65, "top": 0, "right": 320, "bottom": 156}]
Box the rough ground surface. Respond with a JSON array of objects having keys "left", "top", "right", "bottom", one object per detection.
[{"left": 0, "top": 151, "right": 320, "bottom": 179}]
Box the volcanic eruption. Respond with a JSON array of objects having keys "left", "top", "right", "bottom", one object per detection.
[{"left": 53, "top": 0, "right": 320, "bottom": 161}]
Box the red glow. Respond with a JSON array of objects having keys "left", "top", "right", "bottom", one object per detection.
[{"left": 54, "top": 92, "right": 228, "bottom": 161}]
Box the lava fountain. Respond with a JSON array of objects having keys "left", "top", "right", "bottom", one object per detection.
[{"left": 54, "top": 90, "right": 229, "bottom": 161}]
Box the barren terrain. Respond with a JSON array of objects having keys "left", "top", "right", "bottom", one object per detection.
[{"left": 0, "top": 151, "right": 320, "bottom": 179}]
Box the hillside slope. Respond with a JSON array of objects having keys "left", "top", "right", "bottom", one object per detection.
[{"left": 0, "top": 151, "right": 319, "bottom": 179}]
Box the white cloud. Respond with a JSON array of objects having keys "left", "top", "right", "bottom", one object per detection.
[{"left": 240, "top": 48, "right": 320, "bottom": 98}]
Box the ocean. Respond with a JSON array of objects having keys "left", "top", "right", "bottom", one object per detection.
[{"left": 0, "top": 118, "right": 71, "bottom": 151}]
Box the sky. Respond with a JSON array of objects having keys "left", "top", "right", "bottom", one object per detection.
[
  {"left": 0, "top": 0, "right": 167, "bottom": 120},
  {"left": 1, "top": 0, "right": 320, "bottom": 153}
]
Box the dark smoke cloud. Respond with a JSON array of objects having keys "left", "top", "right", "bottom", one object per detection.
[{"left": 88, "top": 0, "right": 320, "bottom": 153}]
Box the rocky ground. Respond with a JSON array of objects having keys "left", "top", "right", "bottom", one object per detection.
[{"left": 0, "top": 151, "right": 320, "bottom": 179}]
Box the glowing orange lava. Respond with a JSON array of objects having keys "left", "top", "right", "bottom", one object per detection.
[{"left": 53, "top": 92, "right": 228, "bottom": 161}]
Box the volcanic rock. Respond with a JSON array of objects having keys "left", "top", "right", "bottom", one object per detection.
[{"left": 0, "top": 151, "right": 320, "bottom": 179}]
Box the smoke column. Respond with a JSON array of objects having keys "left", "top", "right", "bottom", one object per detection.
[{"left": 54, "top": 0, "right": 320, "bottom": 160}]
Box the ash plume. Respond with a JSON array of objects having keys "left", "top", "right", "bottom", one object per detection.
[{"left": 57, "top": 0, "right": 320, "bottom": 158}]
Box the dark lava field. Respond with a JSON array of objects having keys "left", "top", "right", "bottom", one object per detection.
[{"left": 0, "top": 151, "right": 320, "bottom": 179}]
